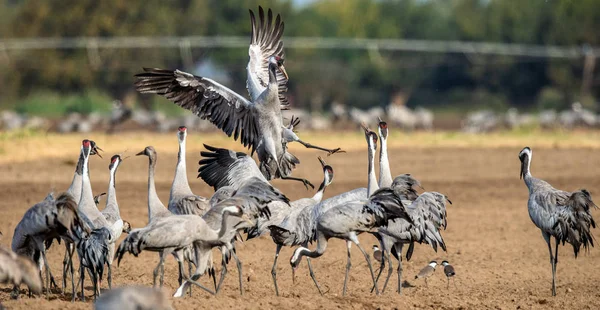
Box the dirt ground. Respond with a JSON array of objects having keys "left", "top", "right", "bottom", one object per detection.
[{"left": 0, "top": 141, "right": 599, "bottom": 309}]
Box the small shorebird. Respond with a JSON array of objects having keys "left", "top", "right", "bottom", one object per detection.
[
  {"left": 414, "top": 261, "right": 437, "bottom": 287},
  {"left": 441, "top": 260, "right": 456, "bottom": 289}
]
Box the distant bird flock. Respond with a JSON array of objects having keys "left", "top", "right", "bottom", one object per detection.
[{"left": 2, "top": 6, "right": 597, "bottom": 309}]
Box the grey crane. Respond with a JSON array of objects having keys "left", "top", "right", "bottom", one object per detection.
[
  {"left": 100, "top": 155, "right": 127, "bottom": 290},
  {"left": 267, "top": 125, "right": 379, "bottom": 295},
  {"left": 197, "top": 144, "right": 334, "bottom": 296},
  {"left": 371, "top": 119, "right": 450, "bottom": 294},
  {"left": 169, "top": 126, "right": 209, "bottom": 216},
  {"left": 62, "top": 140, "right": 102, "bottom": 295},
  {"left": 191, "top": 144, "right": 293, "bottom": 295},
  {"left": 0, "top": 245, "right": 42, "bottom": 297},
  {"left": 167, "top": 126, "right": 209, "bottom": 295},
  {"left": 116, "top": 206, "right": 253, "bottom": 295},
  {"left": 136, "top": 146, "right": 196, "bottom": 289},
  {"left": 134, "top": 7, "right": 342, "bottom": 189},
  {"left": 174, "top": 178, "right": 289, "bottom": 297},
  {"left": 518, "top": 146, "right": 597, "bottom": 296},
  {"left": 11, "top": 192, "right": 85, "bottom": 298},
  {"left": 290, "top": 186, "right": 412, "bottom": 296},
  {"left": 95, "top": 286, "right": 173, "bottom": 310},
  {"left": 374, "top": 190, "right": 450, "bottom": 294},
  {"left": 75, "top": 140, "right": 120, "bottom": 301},
  {"left": 76, "top": 227, "right": 111, "bottom": 301},
  {"left": 288, "top": 126, "right": 409, "bottom": 296}
]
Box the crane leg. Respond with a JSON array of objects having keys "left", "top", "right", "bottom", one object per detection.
[
  {"left": 185, "top": 277, "right": 215, "bottom": 295},
  {"left": 107, "top": 263, "right": 112, "bottom": 290},
  {"left": 215, "top": 256, "right": 228, "bottom": 293},
  {"left": 271, "top": 245, "right": 282, "bottom": 296},
  {"left": 79, "top": 264, "right": 85, "bottom": 302},
  {"left": 355, "top": 242, "right": 380, "bottom": 295},
  {"left": 553, "top": 237, "right": 559, "bottom": 297},
  {"left": 297, "top": 140, "right": 345, "bottom": 156},
  {"left": 177, "top": 260, "right": 184, "bottom": 286},
  {"left": 396, "top": 256, "right": 403, "bottom": 294},
  {"left": 543, "top": 232, "right": 555, "bottom": 296},
  {"left": 371, "top": 252, "right": 385, "bottom": 293},
  {"left": 231, "top": 250, "right": 244, "bottom": 296},
  {"left": 187, "top": 260, "right": 193, "bottom": 297},
  {"left": 152, "top": 253, "right": 165, "bottom": 288},
  {"left": 382, "top": 250, "right": 394, "bottom": 294},
  {"left": 342, "top": 241, "right": 352, "bottom": 296},
  {"left": 41, "top": 251, "right": 57, "bottom": 296},
  {"left": 306, "top": 258, "right": 323, "bottom": 296},
  {"left": 279, "top": 175, "right": 314, "bottom": 190},
  {"left": 62, "top": 244, "right": 69, "bottom": 294}
]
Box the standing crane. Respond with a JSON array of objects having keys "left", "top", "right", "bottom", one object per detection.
[
  {"left": 518, "top": 146, "right": 597, "bottom": 296},
  {"left": 100, "top": 155, "right": 127, "bottom": 291},
  {"left": 11, "top": 192, "right": 85, "bottom": 298},
  {"left": 116, "top": 206, "right": 253, "bottom": 295},
  {"left": 371, "top": 119, "right": 450, "bottom": 294},
  {"left": 198, "top": 144, "right": 333, "bottom": 296},
  {"left": 134, "top": 7, "right": 342, "bottom": 189},
  {"left": 62, "top": 140, "right": 102, "bottom": 295},
  {"left": 169, "top": 126, "right": 209, "bottom": 216},
  {"left": 288, "top": 126, "right": 412, "bottom": 296},
  {"left": 136, "top": 146, "right": 196, "bottom": 290}
]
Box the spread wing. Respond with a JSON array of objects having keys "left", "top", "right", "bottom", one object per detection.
[
  {"left": 135, "top": 68, "right": 261, "bottom": 154},
  {"left": 246, "top": 6, "right": 289, "bottom": 107}
]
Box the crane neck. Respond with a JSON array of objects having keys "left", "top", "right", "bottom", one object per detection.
[
  {"left": 268, "top": 62, "right": 278, "bottom": 86},
  {"left": 312, "top": 172, "right": 330, "bottom": 203},
  {"left": 521, "top": 154, "right": 533, "bottom": 189},
  {"left": 216, "top": 210, "right": 238, "bottom": 240},
  {"left": 171, "top": 138, "right": 193, "bottom": 199},
  {"left": 66, "top": 152, "right": 85, "bottom": 202},
  {"left": 79, "top": 150, "right": 100, "bottom": 219},
  {"left": 378, "top": 136, "right": 393, "bottom": 188},
  {"left": 104, "top": 164, "right": 119, "bottom": 215},
  {"left": 367, "top": 140, "right": 379, "bottom": 197},
  {"left": 147, "top": 154, "right": 167, "bottom": 222}
]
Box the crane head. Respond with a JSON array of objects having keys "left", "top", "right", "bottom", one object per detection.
[
  {"left": 318, "top": 156, "right": 334, "bottom": 185},
  {"left": 89, "top": 140, "right": 103, "bottom": 158},
  {"left": 518, "top": 146, "right": 532, "bottom": 179},
  {"left": 109, "top": 155, "right": 122, "bottom": 171},
  {"left": 377, "top": 117, "right": 388, "bottom": 139},
  {"left": 177, "top": 126, "right": 187, "bottom": 141},
  {"left": 269, "top": 55, "right": 289, "bottom": 80}
]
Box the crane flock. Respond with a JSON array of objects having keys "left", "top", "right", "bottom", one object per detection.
[{"left": 1, "top": 5, "right": 597, "bottom": 310}]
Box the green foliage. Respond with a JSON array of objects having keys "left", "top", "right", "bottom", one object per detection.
[
  {"left": 537, "top": 87, "right": 565, "bottom": 111},
  {"left": 12, "top": 90, "right": 112, "bottom": 117},
  {"left": 0, "top": 0, "right": 598, "bottom": 113}
]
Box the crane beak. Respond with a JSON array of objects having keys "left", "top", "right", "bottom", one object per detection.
[
  {"left": 93, "top": 146, "right": 103, "bottom": 158},
  {"left": 318, "top": 156, "right": 326, "bottom": 168},
  {"left": 360, "top": 122, "right": 369, "bottom": 133},
  {"left": 136, "top": 150, "right": 145, "bottom": 156},
  {"left": 278, "top": 64, "right": 289, "bottom": 80}
]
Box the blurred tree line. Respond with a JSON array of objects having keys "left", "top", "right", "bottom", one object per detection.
[{"left": 0, "top": 0, "right": 598, "bottom": 115}]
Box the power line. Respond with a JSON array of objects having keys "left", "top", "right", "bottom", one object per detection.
[{"left": 0, "top": 36, "right": 596, "bottom": 59}]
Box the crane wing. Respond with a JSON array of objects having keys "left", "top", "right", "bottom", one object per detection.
[
  {"left": 246, "top": 6, "right": 289, "bottom": 107},
  {"left": 198, "top": 144, "right": 267, "bottom": 190},
  {"left": 553, "top": 189, "right": 597, "bottom": 256},
  {"left": 135, "top": 69, "right": 261, "bottom": 154}
]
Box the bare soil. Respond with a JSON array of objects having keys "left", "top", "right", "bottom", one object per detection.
[{"left": 0, "top": 145, "right": 599, "bottom": 309}]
